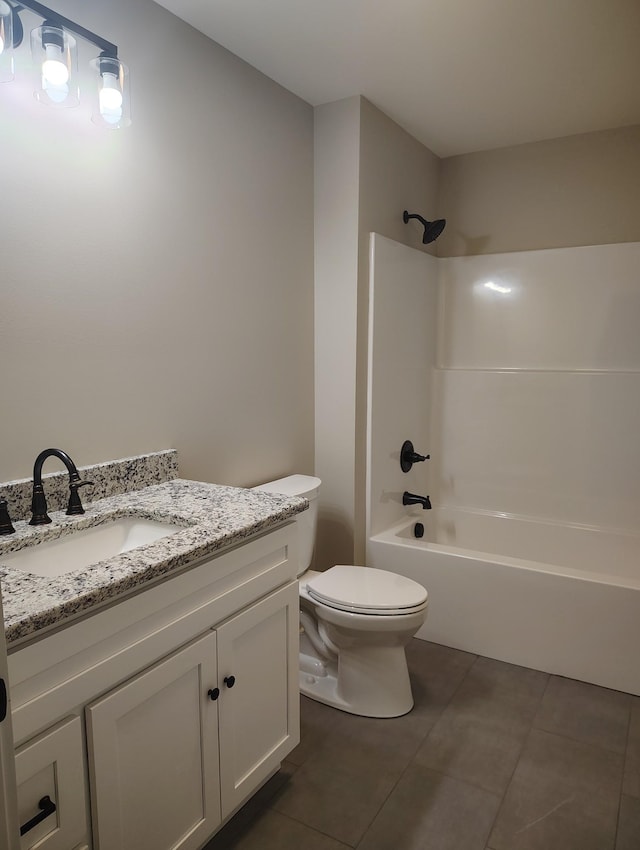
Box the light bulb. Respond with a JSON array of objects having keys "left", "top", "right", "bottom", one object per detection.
[
  {"left": 43, "top": 77, "right": 69, "bottom": 102},
  {"left": 91, "top": 56, "right": 129, "bottom": 127},
  {"left": 42, "top": 43, "right": 69, "bottom": 86},
  {"left": 99, "top": 72, "right": 123, "bottom": 111},
  {"left": 101, "top": 107, "right": 122, "bottom": 125}
]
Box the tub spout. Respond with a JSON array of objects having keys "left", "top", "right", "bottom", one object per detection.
[{"left": 403, "top": 491, "right": 432, "bottom": 510}]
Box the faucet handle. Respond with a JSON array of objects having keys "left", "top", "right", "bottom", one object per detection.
[
  {"left": 67, "top": 480, "right": 94, "bottom": 516},
  {"left": 0, "top": 499, "right": 15, "bottom": 535},
  {"left": 400, "top": 440, "right": 430, "bottom": 473}
]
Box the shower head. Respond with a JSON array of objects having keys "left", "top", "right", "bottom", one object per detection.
[{"left": 403, "top": 210, "right": 446, "bottom": 244}]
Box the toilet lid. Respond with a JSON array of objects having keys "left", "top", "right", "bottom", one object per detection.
[{"left": 306, "top": 565, "right": 428, "bottom": 615}]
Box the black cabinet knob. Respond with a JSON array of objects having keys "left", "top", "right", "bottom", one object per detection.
[
  {"left": 207, "top": 687, "right": 220, "bottom": 701},
  {"left": 224, "top": 675, "right": 236, "bottom": 689}
]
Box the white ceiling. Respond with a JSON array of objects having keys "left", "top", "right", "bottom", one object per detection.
[{"left": 154, "top": 0, "right": 640, "bottom": 157}]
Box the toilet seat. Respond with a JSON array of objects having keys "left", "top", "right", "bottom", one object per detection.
[{"left": 306, "top": 565, "right": 428, "bottom": 616}]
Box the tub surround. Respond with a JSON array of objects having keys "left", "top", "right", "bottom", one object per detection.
[
  {"left": 366, "top": 236, "right": 640, "bottom": 697},
  {"left": 0, "top": 454, "right": 307, "bottom": 646},
  {"left": 367, "top": 238, "right": 640, "bottom": 537}
]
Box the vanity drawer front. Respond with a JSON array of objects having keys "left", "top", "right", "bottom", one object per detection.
[{"left": 15, "top": 715, "right": 87, "bottom": 850}]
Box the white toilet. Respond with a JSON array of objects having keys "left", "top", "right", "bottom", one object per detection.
[{"left": 253, "top": 475, "right": 428, "bottom": 718}]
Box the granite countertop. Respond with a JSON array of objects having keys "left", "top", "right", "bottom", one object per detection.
[{"left": 0, "top": 478, "right": 306, "bottom": 646}]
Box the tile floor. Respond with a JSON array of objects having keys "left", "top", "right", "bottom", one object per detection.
[{"left": 206, "top": 640, "right": 640, "bottom": 850}]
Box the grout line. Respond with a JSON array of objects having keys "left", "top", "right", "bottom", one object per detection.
[
  {"left": 534, "top": 670, "right": 553, "bottom": 722},
  {"left": 352, "top": 781, "right": 399, "bottom": 848},
  {"left": 355, "top": 647, "right": 481, "bottom": 847},
  {"left": 612, "top": 698, "right": 635, "bottom": 848},
  {"left": 355, "top": 649, "right": 485, "bottom": 846},
  {"left": 271, "top": 809, "right": 354, "bottom": 848},
  {"left": 418, "top": 652, "right": 550, "bottom": 845},
  {"left": 528, "top": 723, "right": 629, "bottom": 759},
  {"left": 530, "top": 679, "right": 632, "bottom": 758},
  {"left": 486, "top": 724, "right": 535, "bottom": 844},
  {"left": 285, "top": 644, "right": 633, "bottom": 850}
]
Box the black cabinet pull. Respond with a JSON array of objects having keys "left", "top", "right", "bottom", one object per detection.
[
  {"left": 224, "top": 675, "right": 236, "bottom": 689},
  {"left": 207, "top": 687, "right": 220, "bottom": 701},
  {"left": 20, "top": 795, "right": 57, "bottom": 836},
  {"left": 0, "top": 678, "right": 6, "bottom": 722}
]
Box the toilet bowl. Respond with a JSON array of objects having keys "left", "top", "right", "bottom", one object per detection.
[
  {"left": 253, "top": 474, "right": 429, "bottom": 718},
  {"left": 300, "top": 566, "right": 427, "bottom": 716}
]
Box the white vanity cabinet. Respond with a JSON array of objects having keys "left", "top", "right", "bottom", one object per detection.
[
  {"left": 7, "top": 523, "right": 300, "bottom": 850},
  {"left": 86, "top": 582, "right": 299, "bottom": 850}
]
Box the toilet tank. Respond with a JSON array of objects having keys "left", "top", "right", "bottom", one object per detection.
[{"left": 252, "top": 475, "right": 321, "bottom": 576}]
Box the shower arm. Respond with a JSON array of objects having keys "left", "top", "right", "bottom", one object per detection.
[
  {"left": 402, "top": 211, "right": 428, "bottom": 228},
  {"left": 402, "top": 210, "right": 446, "bottom": 244}
]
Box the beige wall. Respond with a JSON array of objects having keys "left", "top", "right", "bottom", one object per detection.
[
  {"left": 355, "top": 100, "right": 440, "bottom": 560},
  {"left": 314, "top": 97, "right": 361, "bottom": 571},
  {"left": 314, "top": 97, "right": 440, "bottom": 568},
  {"left": 0, "top": 0, "right": 314, "bottom": 486},
  {"left": 9, "top": 0, "right": 636, "bottom": 571},
  {"left": 437, "top": 125, "right": 640, "bottom": 257},
  {"left": 358, "top": 99, "right": 442, "bottom": 256}
]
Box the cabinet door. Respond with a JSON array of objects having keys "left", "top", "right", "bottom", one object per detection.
[
  {"left": 86, "top": 631, "right": 220, "bottom": 850},
  {"left": 217, "top": 581, "right": 299, "bottom": 818},
  {"left": 0, "top": 584, "right": 20, "bottom": 850},
  {"left": 15, "top": 716, "right": 87, "bottom": 850}
]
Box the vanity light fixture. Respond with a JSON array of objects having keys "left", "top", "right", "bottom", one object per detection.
[{"left": 0, "top": 0, "right": 130, "bottom": 127}]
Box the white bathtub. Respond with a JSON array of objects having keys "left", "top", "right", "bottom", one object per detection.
[{"left": 367, "top": 508, "right": 640, "bottom": 695}]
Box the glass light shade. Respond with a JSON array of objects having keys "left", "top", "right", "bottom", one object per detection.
[
  {"left": 90, "top": 55, "right": 130, "bottom": 129},
  {"left": 31, "top": 25, "right": 79, "bottom": 107},
  {"left": 0, "top": 0, "right": 14, "bottom": 83}
]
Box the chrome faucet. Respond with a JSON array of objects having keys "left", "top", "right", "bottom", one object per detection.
[
  {"left": 30, "top": 448, "right": 93, "bottom": 526},
  {"left": 402, "top": 491, "right": 432, "bottom": 510}
]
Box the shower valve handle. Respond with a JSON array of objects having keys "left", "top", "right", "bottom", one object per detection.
[{"left": 400, "top": 440, "right": 430, "bottom": 473}]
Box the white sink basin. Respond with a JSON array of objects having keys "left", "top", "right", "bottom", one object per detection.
[{"left": 0, "top": 517, "right": 182, "bottom": 578}]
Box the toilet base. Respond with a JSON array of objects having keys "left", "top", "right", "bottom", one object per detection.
[{"left": 298, "top": 648, "right": 414, "bottom": 718}]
